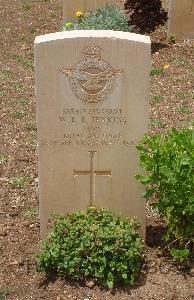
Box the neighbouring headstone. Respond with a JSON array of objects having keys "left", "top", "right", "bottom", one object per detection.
[
  {"left": 63, "top": 0, "right": 124, "bottom": 20},
  {"left": 35, "top": 30, "right": 151, "bottom": 239},
  {"left": 168, "top": 0, "right": 194, "bottom": 40}
]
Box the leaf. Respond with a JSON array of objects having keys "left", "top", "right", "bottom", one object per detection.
[
  {"left": 141, "top": 189, "right": 155, "bottom": 198},
  {"left": 122, "top": 273, "right": 128, "bottom": 279},
  {"left": 107, "top": 280, "right": 114, "bottom": 289},
  {"left": 135, "top": 175, "right": 152, "bottom": 184},
  {"left": 180, "top": 153, "right": 190, "bottom": 166}
]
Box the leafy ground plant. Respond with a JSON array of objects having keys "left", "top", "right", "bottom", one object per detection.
[
  {"left": 63, "top": 5, "right": 132, "bottom": 32},
  {"left": 136, "top": 128, "right": 194, "bottom": 262},
  {"left": 9, "top": 175, "right": 33, "bottom": 190},
  {"left": 0, "top": 287, "right": 11, "bottom": 300},
  {"left": 24, "top": 207, "right": 38, "bottom": 219},
  {"left": 37, "top": 208, "right": 144, "bottom": 288},
  {"left": 0, "top": 153, "right": 9, "bottom": 165}
]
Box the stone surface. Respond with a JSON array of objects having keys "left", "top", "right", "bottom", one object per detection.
[
  {"left": 63, "top": 0, "right": 124, "bottom": 20},
  {"left": 168, "top": 0, "right": 194, "bottom": 40},
  {"left": 35, "top": 30, "right": 151, "bottom": 239}
]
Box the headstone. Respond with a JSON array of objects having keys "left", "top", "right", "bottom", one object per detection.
[
  {"left": 168, "top": 0, "right": 194, "bottom": 40},
  {"left": 63, "top": 0, "right": 124, "bottom": 20},
  {"left": 35, "top": 30, "right": 151, "bottom": 239}
]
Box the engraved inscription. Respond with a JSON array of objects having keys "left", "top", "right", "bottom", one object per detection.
[
  {"left": 74, "top": 151, "right": 111, "bottom": 206},
  {"left": 60, "top": 44, "right": 122, "bottom": 103},
  {"left": 40, "top": 107, "right": 135, "bottom": 147}
]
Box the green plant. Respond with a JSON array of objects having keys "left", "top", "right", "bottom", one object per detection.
[
  {"left": 150, "top": 68, "right": 164, "bottom": 77},
  {"left": 11, "top": 54, "right": 33, "bottom": 70},
  {"left": 0, "top": 90, "right": 6, "bottom": 97},
  {"left": 10, "top": 111, "right": 27, "bottom": 120},
  {"left": 11, "top": 53, "right": 23, "bottom": 62},
  {"left": 173, "top": 57, "right": 188, "bottom": 67},
  {"left": 17, "top": 97, "right": 30, "bottom": 106},
  {"left": 9, "top": 175, "right": 33, "bottom": 190},
  {"left": 25, "top": 122, "right": 37, "bottom": 131},
  {"left": 176, "top": 106, "right": 192, "bottom": 115},
  {"left": 0, "top": 153, "right": 9, "bottom": 164},
  {"left": 168, "top": 33, "right": 176, "bottom": 44},
  {"left": 170, "top": 248, "right": 191, "bottom": 263},
  {"left": 149, "top": 119, "right": 165, "bottom": 128},
  {"left": 25, "top": 207, "right": 38, "bottom": 219},
  {"left": 0, "top": 287, "right": 11, "bottom": 299},
  {"left": 14, "top": 82, "right": 24, "bottom": 92},
  {"left": 176, "top": 91, "right": 193, "bottom": 100},
  {"left": 20, "top": 0, "right": 31, "bottom": 10},
  {"left": 25, "top": 135, "right": 37, "bottom": 146},
  {"left": 37, "top": 208, "right": 144, "bottom": 288},
  {"left": 63, "top": 5, "right": 132, "bottom": 32},
  {"left": 124, "top": 0, "right": 168, "bottom": 34},
  {"left": 136, "top": 128, "right": 194, "bottom": 262},
  {"left": 151, "top": 95, "right": 165, "bottom": 103}
]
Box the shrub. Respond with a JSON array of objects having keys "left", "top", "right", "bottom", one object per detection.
[
  {"left": 136, "top": 128, "right": 194, "bottom": 262},
  {"left": 37, "top": 208, "right": 144, "bottom": 288},
  {"left": 63, "top": 5, "right": 132, "bottom": 32},
  {"left": 124, "top": 0, "right": 168, "bottom": 34}
]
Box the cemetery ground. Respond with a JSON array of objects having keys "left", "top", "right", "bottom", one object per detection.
[{"left": 0, "top": 0, "right": 193, "bottom": 299}]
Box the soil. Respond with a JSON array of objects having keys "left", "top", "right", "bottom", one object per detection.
[{"left": 0, "top": 1, "right": 193, "bottom": 299}]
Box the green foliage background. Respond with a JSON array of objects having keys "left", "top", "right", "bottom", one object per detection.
[{"left": 136, "top": 128, "right": 194, "bottom": 262}]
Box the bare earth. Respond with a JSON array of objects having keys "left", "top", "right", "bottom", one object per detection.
[{"left": 0, "top": 1, "right": 193, "bottom": 299}]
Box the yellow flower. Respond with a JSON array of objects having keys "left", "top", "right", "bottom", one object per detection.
[
  {"left": 65, "top": 22, "right": 72, "bottom": 27},
  {"left": 76, "top": 11, "right": 83, "bottom": 17},
  {"left": 89, "top": 206, "right": 97, "bottom": 210},
  {"left": 163, "top": 64, "right": 170, "bottom": 69}
]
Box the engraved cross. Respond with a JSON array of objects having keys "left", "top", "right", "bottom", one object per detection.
[{"left": 74, "top": 151, "right": 111, "bottom": 206}]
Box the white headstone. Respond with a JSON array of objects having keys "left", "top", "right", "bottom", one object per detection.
[
  {"left": 168, "top": 0, "right": 194, "bottom": 40},
  {"left": 35, "top": 30, "right": 151, "bottom": 239}
]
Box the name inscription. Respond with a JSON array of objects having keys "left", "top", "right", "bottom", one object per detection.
[{"left": 41, "top": 108, "right": 134, "bottom": 147}]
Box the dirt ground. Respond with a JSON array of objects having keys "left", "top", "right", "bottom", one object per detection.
[{"left": 0, "top": 1, "right": 193, "bottom": 299}]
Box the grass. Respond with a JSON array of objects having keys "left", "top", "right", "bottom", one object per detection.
[
  {"left": 10, "top": 111, "right": 27, "bottom": 120},
  {"left": 9, "top": 176, "right": 33, "bottom": 190},
  {"left": 1, "top": 69, "right": 12, "bottom": 76},
  {"left": 150, "top": 119, "right": 166, "bottom": 128},
  {"left": 0, "top": 90, "right": 6, "bottom": 97},
  {"left": 176, "top": 91, "right": 193, "bottom": 100},
  {"left": 14, "top": 82, "right": 24, "bottom": 92},
  {"left": 182, "top": 120, "right": 194, "bottom": 128},
  {"left": 173, "top": 57, "right": 189, "bottom": 67},
  {"left": 25, "top": 137, "right": 37, "bottom": 146},
  {"left": 176, "top": 106, "right": 192, "bottom": 115},
  {"left": 11, "top": 53, "right": 33, "bottom": 70},
  {"left": 150, "top": 68, "right": 164, "bottom": 77},
  {"left": 0, "top": 153, "right": 9, "bottom": 165},
  {"left": 23, "top": 59, "right": 33, "bottom": 69},
  {"left": 29, "top": 27, "right": 36, "bottom": 33},
  {"left": 168, "top": 33, "right": 176, "bottom": 44},
  {"left": 20, "top": 0, "right": 31, "bottom": 11},
  {"left": 17, "top": 97, "right": 30, "bottom": 106},
  {"left": 24, "top": 207, "right": 38, "bottom": 219},
  {"left": 10, "top": 53, "right": 23, "bottom": 62},
  {"left": 151, "top": 95, "right": 165, "bottom": 103},
  {"left": 25, "top": 122, "right": 37, "bottom": 131},
  {"left": 0, "top": 287, "right": 11, "bottom": 299}
]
